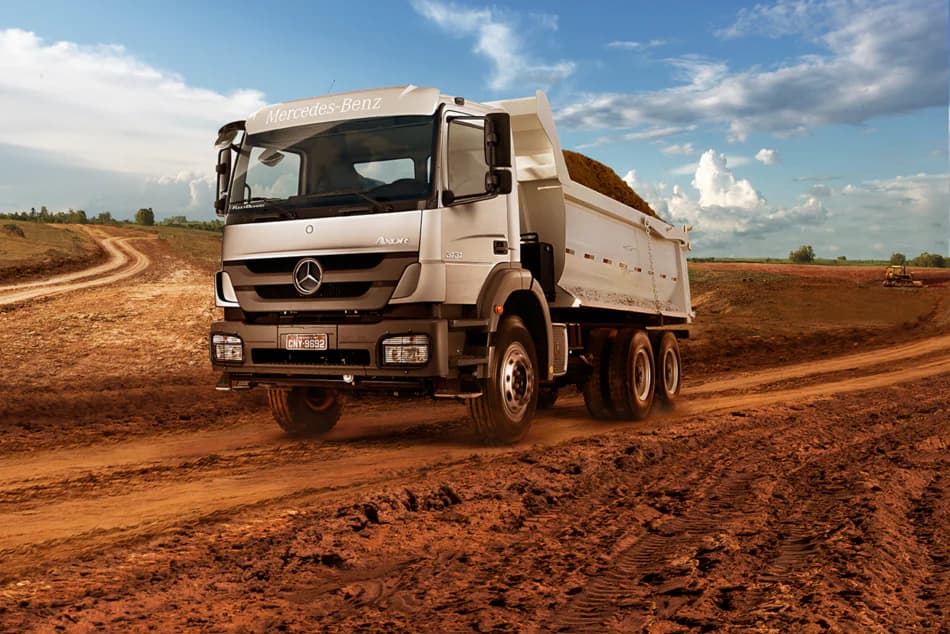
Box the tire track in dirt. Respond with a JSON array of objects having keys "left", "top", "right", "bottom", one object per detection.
[
  {"left": 687, "top": 333, "right": 950, "bottom": 395},
  {"left": 0, "top": 227, "right": 154, "bottom": 306},
  {"left": 545, "top": 412, "right": 946, "bottom": 630},
  {"left": 0, "top": 344, "right": 947, "bottom": 581},
  {"left": 553, "top": 470, "right": 759, "bottom": 631},
  {"left": 729, "top": 420, "right": 950, "bottom": 631}
]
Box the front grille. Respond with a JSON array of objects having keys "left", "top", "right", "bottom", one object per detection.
[
  {"left": 224, "top": 252, "right": 416, "bottom": 312},
  {"left": 252, "top": 349, "right": 370, "bottom": 366},
  {"left": 242, "top": 253, "right": 393, "bottom": 274},
  {"left": 254, "top": 281, "right": 373, "bottom": 300}
]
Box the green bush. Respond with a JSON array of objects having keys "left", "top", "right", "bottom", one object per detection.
[
  {"left": 909, "top": 252, "right": 946, "bottom": 268},
  {"left": 134, "top": 208, "right": 155, "bottom": 226},
  {"left": 2, "top": 223, "right": 25, "bottom": 238},
  {"left": 789, "top": 245, "right": 816, "bottom": 263}
]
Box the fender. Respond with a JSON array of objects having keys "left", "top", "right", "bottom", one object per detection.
[{"left": 476, "top": 265, "right": 554, "bottom": 380}]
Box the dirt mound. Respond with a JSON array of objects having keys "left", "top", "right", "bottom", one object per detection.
[{"left": 563, "top": 150, "right": 657, "bottom": 218}]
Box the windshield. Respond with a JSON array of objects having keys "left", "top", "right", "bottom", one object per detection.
[{"left": 228, "top": 115, "right": 437, "bottom": 218}]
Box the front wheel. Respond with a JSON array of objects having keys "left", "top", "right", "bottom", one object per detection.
[
  {"left": 468, "top": 316, "right": 538, "bottom": 444},
  {"left": 267, "top": 387, "right": 343, "bottom": 436}
]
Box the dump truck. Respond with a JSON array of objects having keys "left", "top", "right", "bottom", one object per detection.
[{"left": 209, "top": 85, "right": 694, "bottom": 443}]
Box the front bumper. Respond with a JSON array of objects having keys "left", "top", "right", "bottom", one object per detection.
[{"left": 210, "top": 318, "right": 466, "bottom": 392}]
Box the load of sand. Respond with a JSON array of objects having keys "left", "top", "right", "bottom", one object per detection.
[{"left": 563, "top": 150, "right": 658, "bottom": 219}]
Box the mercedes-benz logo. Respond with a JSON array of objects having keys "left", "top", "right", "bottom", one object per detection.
[{"left": 292, "top": 258, "right": 324, "bottom": 296}]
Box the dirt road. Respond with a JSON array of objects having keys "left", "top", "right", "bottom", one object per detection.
[
  {"left": 0, "top": 226, "right": 153, "bottom": 307},
  {"left": 0, "top": 233, "right": 946, "bottom": 631},
  {"left": 1, "top": 336, "right": 947, "bottom": 559}
]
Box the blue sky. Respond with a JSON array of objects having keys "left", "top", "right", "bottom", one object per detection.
[{"left": 0, "top": 0, "right": 946, "bottom": 257}]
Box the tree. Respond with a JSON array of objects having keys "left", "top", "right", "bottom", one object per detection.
[
  {"left": 789, "top": 245, "right": 815, "bottom": 263},
  {"left": 94, "top": 211, "right": 113, "bottom": 224},
  {"left": 890, "top": 252, "right": 906, "bottom": 265},
  {"left": 909, "top": 252, "right": 946, "bottom": 268},
  {"left": 135, "top": 207, "right": 155, "bottom": 226}
]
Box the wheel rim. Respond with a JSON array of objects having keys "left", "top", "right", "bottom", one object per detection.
[
  {"left": 500, "top": 342, "right": 534, "bottom": 421},
  {"left": 633, "top": 348, "right": 652, "bottom": 402},
  {"left": 663, "top": 347, "right": 679, "bottom": 394}
]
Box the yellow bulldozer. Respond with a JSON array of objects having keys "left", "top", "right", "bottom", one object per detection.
[{"left": 882, "top": 265, "right": 924, "bottom": 287}]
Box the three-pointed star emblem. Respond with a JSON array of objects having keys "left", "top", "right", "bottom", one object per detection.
[{"left": 292, "top": 258, "right": 324, "bottom": 296}]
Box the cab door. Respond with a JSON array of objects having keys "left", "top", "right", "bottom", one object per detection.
[{"left": 439, "top": 112, "right": 510, "bottom": 304}]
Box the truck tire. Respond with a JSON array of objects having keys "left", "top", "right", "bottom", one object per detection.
[
  {"left": 582, "top": 328, "right": 615, "bottom": 420},
  {"left": 267, "top": 387, "right": 342, "bottom": 436},
  {"left": 607, "top": 328, "right": 636, "bottom": 419},
  {"left": 610, "top": 329, "right": 655, "bottom": 420},
  {"left": 655, "top": 332, "right": 682, "bottom": 408},
  {"left": 627, "top": 329, "right": 656, "bottom": 419},
  {"left": 468, "top": 316, "right": 538, "bottom": 444}
]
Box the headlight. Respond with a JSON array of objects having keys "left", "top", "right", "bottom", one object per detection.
[
  {"left": 211, "top": 334, "right": 244, "bottom": 363},
  {"left": 381, "top": 334, "right": 429, "bottom": 365}
]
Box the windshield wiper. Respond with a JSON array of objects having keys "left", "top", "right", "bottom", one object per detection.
[
  {"left": 231, "top": 197, "right": 297, "bottom": 220},
  {"left": 290, "top": 190, "right": 392, "bottom": 213}
]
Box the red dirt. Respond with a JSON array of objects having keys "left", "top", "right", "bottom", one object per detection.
[
  {"left": 0, "top": 231, "right": 947, "bottom": 631},
  {"left": 692, "top": 260, "right": 950, "bottom": 286}
]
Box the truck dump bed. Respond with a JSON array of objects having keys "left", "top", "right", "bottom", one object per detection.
[{"left": 488, "top": 93, "right": 693, "bottom": 322}]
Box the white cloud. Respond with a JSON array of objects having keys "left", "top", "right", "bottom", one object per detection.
[
  {"left": 831, "top": 173, "right": 949, "bottom": 255},
  {"left": 670, "top": 163, "right": 699, "bottom": 176},
  {"left": 623, "top": 125, "right": 696, "bottom": 141},
  {"left": 0, "top": 29, "right": 265, "bottom": 179},
  {"left": 671, "top": 153, "right": 749, "bottom": 175},
  {"left": 717, "top": 0, "right": 833, "bottom": 39},
  {"left": 637, "top": 149, "right": 828, "bottom": 250},
  {"left": 755, "top": 148, "right": 782, "bottom": 164},
  {"left": 557, "top": 0, "right": 947, "bottom": 140},
  {"left": 844, "top": 173, "right": 949, "bottom": 213},
  {"left": 623, "top": 169, "right": 668, "bottom": 206},
  {"left": 607, "top": 39, "right": 667, "bottom": 50},
  {"left": 0, "top": 143, "right": 216, "bottom": 217},
  {"left": 412, "top": 0, "right": 574, "bottom": 90},
  {"left": 642, "top": 162, "right": 948, "bottom": 256},
  {"left": 692, "top": 151, "right": 765, "bottom": 208},
  {"left": 661, "top": 143, "right": 695, "bottom": 155}
]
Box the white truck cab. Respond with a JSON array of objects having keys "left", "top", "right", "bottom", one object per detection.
[{"left": 210, "top": 85, "right": 693, "bottom": 443}]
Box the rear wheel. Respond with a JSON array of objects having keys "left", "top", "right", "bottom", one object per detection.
[
  {"left": 624, "top": 330, "right": 656, "bottom": 420},
  {"left": 610, "top": 329, "right": 655, "bottom": 420},
  {"left": 582, "top": 328, "right": 615, "bottom": 420},
  {"left": 468, "top": 316, "right": 538, "bottom": 444},
  {"left": 654, "top": 332, "right": 682, "bottom": 408},
  {"left": 607, "top": 329, "right": 636, "bottom": 419},
  {"left": 267, "top": 387, "right": 342, "bottom": 436}
]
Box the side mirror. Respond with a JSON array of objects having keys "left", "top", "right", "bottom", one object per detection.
[
  {"left": 485, "top": 112, "right": 512, "bottom": 196},
  {"left": 215, "top": 120, "right": 245, "bottom": 149},
  {"left": 484, "top": 113, "right": 511, "bottom": 168},
  {"left": 214, "top": 147, "right": 231, "bottom": 216},
  {"left": 485, "top": 169, "right": 512, "bottom": 195}
]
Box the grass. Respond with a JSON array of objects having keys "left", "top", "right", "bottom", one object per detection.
[
  {"left": 0, "top": 221, "right": 101, "bottom": 280},
  {"left": 137, "top": 225, "right": 222, "bottom": 272}
]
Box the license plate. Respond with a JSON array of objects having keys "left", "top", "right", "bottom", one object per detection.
[{"left": 285, "top": 334, "right": 328, "bottom": 351}]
